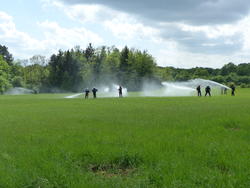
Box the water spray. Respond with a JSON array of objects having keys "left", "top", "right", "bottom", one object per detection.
[
  {"left": 64, "top": 93, "right": 82, "bottom": 99},
  {"left": 4, "top": 87, "right": 35, "bottom": 95},
  {"left": 64, "top": 79, "right": 229, "bottom": 98},
  {"left": 141, "top": 78, "right": 230, "bottom": 97},
  {"left": 99, "top": 84, "right": 128, "bottom": 98}
]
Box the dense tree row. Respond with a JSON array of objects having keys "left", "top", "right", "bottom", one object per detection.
[
  {"left": 0, "top": 46, "right": 24, "bottom": 93},
  {"left": 47, "top": 44, "right": 157, "bottom": 92},
  {"left": 1, "top": 43, "right": 250, "bottom": 94},
  {"left": 157, "top": 62, "right": 250, "bottom": 88},
  {"left": 0, "top": 44, "right": 157, "bottom": 93}
]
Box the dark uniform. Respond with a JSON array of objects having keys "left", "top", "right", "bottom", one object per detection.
[
  {"left": 84, "top": 88, "right": 90, "bottom": 99},
  {"left": 205, "top": 86, "right": 211, "bottom": 96},
  {"left": 92, "top": 88, "right": 98, "bottom": 98},
  {"left": 196, "top": 85, "right": 202, "bottom": 96},
  {"left": 231, "top": 85, "right": 235, "bottom": 96},
  {"left": 118, "top": 86, "right": 122, "bottom": 97}
]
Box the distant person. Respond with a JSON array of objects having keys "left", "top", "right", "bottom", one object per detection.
[
  {"left": 92, "top": 88, "right": 98, "bottom": 98},
  {"left": 205, "top": 86, "right": 211, "bottom": 96},
  {"left": 118, "top": 86, "right": 123, "bottom": 97},
  {"left": 196, "top": 85, "right": 202, "bottom": 96},
  {"left": 84, "top": 88, "right": 90, "bottom": 99},
  {"left": 231, "top": 85, "right": 236, "bottom": 96}
]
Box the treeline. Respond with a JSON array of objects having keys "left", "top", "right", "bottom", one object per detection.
[
  {"left": 157, "top": 63, "right": 250, "bottom": 88},
  {"left": 1, "top": 43, "right": 250, "bottom": 94},
  {"left": 0, "top": 44, "right": 157, "bottom": 93}
]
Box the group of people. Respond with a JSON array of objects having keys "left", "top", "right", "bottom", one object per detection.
[
  {"left": 84, "top": 85, "right": 236, "bottom": 98},
  {"left": 84, "top": 88, "right": 98, "bottom": 99},
  {"left": 196, "top": 85, "right": 236, "bottom": 96},
  {"left": 84, "top": 86, "right": 123, "bottom": 99},
  {"left": 196, "top": 85, "right": 211, "bottom": 96}
]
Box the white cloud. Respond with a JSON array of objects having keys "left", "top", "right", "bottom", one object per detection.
[
  {"left": 157, "top": 49, "right": 229, "bottom": 68},
  {"left": 0, "top": 11, "right": 103, "bottom": 59},
  {"left": 42, "top": 0, "right": 105, "bottom": 23},
  {"left": 62, "top": 4, "right": 103, "bottom": 23},
  {"left": 38, "top": 20, "right": 103, "bottom": 49},
  {"left": 61, "top": 0, "right": 250, "bottom": 25},
  {"left": 2, "top": 0, "right": 250, "bottom": 68},
  {"left": 156, "top": 44, "right": 250, "bottom": 68},
  {"left": 178, "top": 23, "right": 239, "bottom": 39},
  {"left": 239, "top": 16, "right": 250, "bottom": 51},
  {"left": 0, "top": 11, "right": 43, "bottom": 58},
  {"left": 54, "top": 0, "right": 250, "bottom": 67},
  {"left": 42, "top": 0, "right": 162, "bottom": 43},
  {"left": 103, "top": 14, "right": 160, "bottom": 41},
  {"left": 0, "top": 11, "right": 12, "bottom": 22}
]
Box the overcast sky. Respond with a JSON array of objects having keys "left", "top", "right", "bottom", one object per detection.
[{"left": 1, "top": 0, "right": 250, "bottom": 68}]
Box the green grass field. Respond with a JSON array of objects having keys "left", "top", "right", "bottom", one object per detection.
[{"left": 0, "top": 90, "right": 249, "bottom": 188}]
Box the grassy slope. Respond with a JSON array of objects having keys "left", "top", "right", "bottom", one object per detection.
[{"left": 0, "top": 90, "right": 249, "bottom": 187}]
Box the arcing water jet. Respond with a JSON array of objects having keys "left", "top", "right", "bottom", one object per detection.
[{"left": 142, "top": 78, "right": 230, "bottom": 97}]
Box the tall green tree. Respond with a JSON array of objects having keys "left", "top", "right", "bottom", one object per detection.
[
  {"left": 221, "top": 63, "right": 237, "bottom": 76},
  {"left": 118, "top": 46, "right": 130, "bottom": 86},
  {"left": 84, "top": 43, "right": 95, "bottom": 62},
  {"left": 0, "top": 45, "right": 13, "bottom": 65},
  {"left": 0, "top": 56, "right": 12, "bottom": 93},
  {"left": 22, "top": 55, "right": 49, "bottom": 91}
]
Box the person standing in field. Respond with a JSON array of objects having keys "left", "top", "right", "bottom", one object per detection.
[
  {"left": 196, "top": 85, "right": 202, "bottom": 96},
  {"left": 231, "top": 85, "right": 236, "bottom": 96},
  {"left": 205, "top": 86, "right": 211, "bottom": 96},
  {"left": 84, "top": 88, "right": 90, "bottom": 99},
  {"left": 118, "top": 85, "right": 123, "bottom": 97},
  {"left": 92, "top": 88, "right": 98, "bottom": 98}
]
